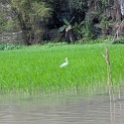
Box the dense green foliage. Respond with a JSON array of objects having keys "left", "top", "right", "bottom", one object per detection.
[
  {"left": 0, "top": 0, "right": 52, "bottom": 45},
  {"left": 0, "top": 0, "right": 123, "bottom": 45},
  {"left": 0, "top": 44, "right": 124, "bottom": 94}
]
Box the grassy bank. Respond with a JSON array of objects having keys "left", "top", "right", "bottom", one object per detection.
[{"left": 0, "top": 44, "right": 124, "bottom": 94}]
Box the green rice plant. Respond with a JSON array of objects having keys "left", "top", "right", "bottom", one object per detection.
[
  {"left": 0, "top": 43, "right": 21, "bottom": 51},
  {"left": 0, "top": 44, "right": 124, "bottom": 94}
]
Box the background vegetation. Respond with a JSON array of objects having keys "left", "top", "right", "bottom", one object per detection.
[{"left": 0, "top": 0, "right": 123, "bottom": 45}]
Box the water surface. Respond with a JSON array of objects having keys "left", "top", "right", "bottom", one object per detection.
[{"left": 0, "top": 92, "right": 124, "bottom": 124}]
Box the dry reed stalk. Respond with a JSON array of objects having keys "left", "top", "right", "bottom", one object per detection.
[{"left": 103, "top": 46, "right": 115, "bottom": 101}]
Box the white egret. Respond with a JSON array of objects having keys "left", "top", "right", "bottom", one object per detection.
[{"left": 60, "top": 58, "right": 68, "bottom": 68}]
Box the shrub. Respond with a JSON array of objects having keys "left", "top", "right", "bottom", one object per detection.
[{"left": 0, "top": 44, "right": 21, "bottom": 51}]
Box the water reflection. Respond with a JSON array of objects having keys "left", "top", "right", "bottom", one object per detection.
[{"left": 0, "top": 93, "right": 124, "bottom": 124}]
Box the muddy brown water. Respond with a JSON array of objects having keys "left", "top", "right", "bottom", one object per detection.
[{"left": 0, "top": 92, "right": 124, "bottom": 124}]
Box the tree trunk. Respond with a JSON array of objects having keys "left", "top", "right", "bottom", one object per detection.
[
  {"left": 17, "top": 12, "right": 32, "bottom": 45},
  {"left": 115, "top": 0, "right": 122, "bottom": 21},
  {"left": 65, "top": 30, "right": 75, "bottom": 43},
  {"left": 21, "top": 30, "right": 31, "bottom": 45}
]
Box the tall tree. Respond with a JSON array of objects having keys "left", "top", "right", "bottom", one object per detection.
[{"left": 0, "top": 0, "right": 52, "bottom": 45}]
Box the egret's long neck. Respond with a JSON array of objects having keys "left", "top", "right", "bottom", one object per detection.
[{"left": 66, "top": 59, "right": 68, "bottom": 63}]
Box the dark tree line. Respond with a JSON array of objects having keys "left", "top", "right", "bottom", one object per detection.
[{"left": 0, "top": 0, "right": 123, "bottom": 45}]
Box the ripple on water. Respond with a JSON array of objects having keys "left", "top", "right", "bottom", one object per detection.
[{"left": 0, "top": 93, "right": 124, "bottom": 124}]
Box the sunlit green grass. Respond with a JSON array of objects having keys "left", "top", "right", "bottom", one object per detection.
[{"left": 0, "top": 44, "right": 124, "bottom": 94}]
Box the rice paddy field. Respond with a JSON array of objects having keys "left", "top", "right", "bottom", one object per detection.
[{"left": 0, "top": 43, "right": 124, "bottom": 94}]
